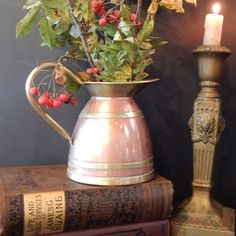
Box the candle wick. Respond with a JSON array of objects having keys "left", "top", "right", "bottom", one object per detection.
[{"left": 212, "top": 3, "right": 221, "bottom": 14}]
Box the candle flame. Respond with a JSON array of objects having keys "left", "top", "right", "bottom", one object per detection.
[{"left": 212, "top": 3, "right": 221, "bottom": 14}]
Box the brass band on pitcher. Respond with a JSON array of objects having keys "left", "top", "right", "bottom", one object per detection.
[
  {"left": 66, "top": 170, "right": 155, "bottom": 186},
  {"left": 79, "top": 111, "right": 144, "bottom": 119},
  {"left": 68, "top": 157, "right": 153, "bottom": 170}
]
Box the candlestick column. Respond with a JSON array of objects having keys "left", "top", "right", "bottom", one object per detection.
[{"left": 171, "top": 45, "right": 234, "bottom": 236}]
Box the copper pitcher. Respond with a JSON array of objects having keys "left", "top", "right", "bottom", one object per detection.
[{"left": 25, "top": 62, "right": 159, "bottom": 185}]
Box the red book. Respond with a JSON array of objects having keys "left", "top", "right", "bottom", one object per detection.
[{"left": 55, "top": 220, "right": 169, "bottom": 236}]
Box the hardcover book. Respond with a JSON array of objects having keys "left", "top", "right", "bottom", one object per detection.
[
  {"left": 57, "top": 220, "right": 169, "bottom": 236},
  {"left": 0, "top": 165, "right": 173, "bottom": 236}
]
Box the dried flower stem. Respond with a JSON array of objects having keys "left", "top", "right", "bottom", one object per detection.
[
  {"left": 67, "top": 0, "right": 95, "bottom": 68},
  {"left": 37, "top": 74, "right": 52, "bottom": 95},
  {"left": 136, "top": 0, "right": 142, "bottom": 19},
  {"left": 104, "top": 0, "right": 123, "bottom": 19}
]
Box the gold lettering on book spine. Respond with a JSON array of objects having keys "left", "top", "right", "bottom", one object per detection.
[{"left": 23, "top": 191, "right": 65, "bottom": 236}]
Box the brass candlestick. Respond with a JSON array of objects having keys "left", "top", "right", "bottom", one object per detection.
[{"left": 171, "top": 45, "right": 235, "bottom": 236}]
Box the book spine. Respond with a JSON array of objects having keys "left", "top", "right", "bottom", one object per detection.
[
  {"left": 2, "top": 182, "right": 173, "bottom": 236},
  {"left": 56, "top": 220, "right": 170, "bottom": 236}
]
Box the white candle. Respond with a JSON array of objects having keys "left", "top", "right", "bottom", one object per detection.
[{"left": 203, "top": 3, "right": 224, "bottom": 45}]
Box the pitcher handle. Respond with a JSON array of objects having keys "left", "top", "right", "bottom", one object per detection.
[{"left": 25, "top": 62, "right": 83, "bottom": 145}]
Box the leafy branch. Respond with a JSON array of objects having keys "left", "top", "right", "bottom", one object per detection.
[
  {"left": 66, "top": 0, "right": 95, "bottom": 67},
  {"left": 16, "top": 0, "right": 196, "bottom": 85}
]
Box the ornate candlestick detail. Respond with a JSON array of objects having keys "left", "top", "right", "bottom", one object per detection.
[{"left": 171, "top": 45, "right": 235, "bottom": 236}]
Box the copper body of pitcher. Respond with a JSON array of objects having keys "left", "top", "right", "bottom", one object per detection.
[{"left": 26, "top": 63, "right": 159, "bottom": 185}]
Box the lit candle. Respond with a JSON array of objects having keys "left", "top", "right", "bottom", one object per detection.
[{"left": 203, "top": 3, "right": 224, "bottom": 45}]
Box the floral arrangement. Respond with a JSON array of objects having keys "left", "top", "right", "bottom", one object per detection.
[{"left": 16, "top": 0, "right": 196, "bottom": 109}]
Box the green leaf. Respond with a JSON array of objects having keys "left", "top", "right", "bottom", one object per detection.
[
  {"left": 66, "top": 77, "right": 81, "bottom": 93},
  {"left": 135, "top": 72, "right": 149, "bottom": 81},
  {"left": 43, "top": 7, "right": 60, "bottom": 25},
  {"left": 136, "top": 48, "right": 154, "bottom": 63},
  {"left": 23, "top": 0, "right": 42, "bottom": 9},
  {"left": 120, "top": 41, "right": 137, "bottom": 62},
  {"left": 55, "top": 21, "right": 70, "bottom": 35},
  {"left": 117, "top": 50, "right": 127, "bottom": 59},
  {"left": 80, "top": 1, "right": 93, "bottom": 22},
  {"left": 108, "top": 40, "right": 135, "bottom": 62},
  {"left": 102, "top": 23, "right": 117, "bottom": 37},
  {"left": 98, "top": 71, "right": 114, "bottom": 82},
  {"left": 134, "top": 58, "right": 153, "bottom": 76},
  {"left": 140, "top": 42, "right": 153, "bottom": 50},
  {"left": 77, "top": 72, "right": 90, "bottom": 82},
  {"left": 41, "top": 0, "right": 67, "bottom": 10},
  {"left": 113, "top": 71, "right": 129, "bottom": 81},
  {"left": 87, "top": 34, "right": 99, "bottom": 52},
  {"left": 39, "top": 16, "right": 58, "bottom": 48},
  {"left": 16, "top": 6, "right": 40, "bottom": 38},
  {"left": 150, "top": 39, "right": 168, "bottom": 49},
  {"left": 66, "top": 49, "right": 84, "bottom": 59},
  {"left": 120, "top": 4, "right": 131, "bottom": 22},
  {"left": 136, "top": 17, "right": 154, "bottom": 44},
  {"left": 114, "top": 64, "right": 132, "bottom": 81},
  {"left": 121, "top": 63, "right": 132, "bottom": 75},
  {"left": 100, "top": 52, "right": 117, "bottom": 70}
]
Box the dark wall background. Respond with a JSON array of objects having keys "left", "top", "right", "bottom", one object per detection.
[{"left": 1, "top": 0, "right": 236, "bottom": 208}]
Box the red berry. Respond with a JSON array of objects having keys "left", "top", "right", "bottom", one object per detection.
[
  {"left": 69, "top": 96, "right": 79, "bottom": 106},
  {"left": 45, "top": 98, "right": 53, "bottom": 109},
  {"left": 98, "top": 7, "right": 106, "bottom": 17},
  {"left": 53, "top": 98, "right": 63, "bottom": 108},
  {"left": 59, "top": 93, "right": 70, "bottom": 103},
  {"left": 108, "top": 10, "right": 120, "bottom": 22},
  {"left": 99, "top": 17, "right": 107, "bottom": 26},
  {"left": 96, "top": 0, "right": 104, "bottom": 8},
  {"left": 42, "top": 91, "right": 50, "bottom": 98},
  {"left": 45, "top": 105, "right": 52, "bottom": 109},
  {"left": 129, "top": 13, "right": 137, "bottom": 22},
  {"left": 112, "top": 10, "right": 120, "bottom": 18},
  {"left": 114, "top": 19, "right": 120, "bottom": 27},
  {"left": 91, "top": 0, "right": 104, "bottom": 13},
  {"left": 92, "top": 7, "right": 99, "bottom": 13},
  {"left": 91, "top": 0, "right": 98, "bottom": 8},
  {"left": 107, "top": 15, "right": 115, "bottom": 23},
  {"left": 86, "top": 68, "right": 94, "bottom": 75},
  {"left": 136, "top": 20, "right": 142, "bottom": 29},
  {"left": 30, "top": 87, "right": 39, "bottom": 96},
  {"left": 38, "top": 96, "right": 49, "bottom": 105},
  {"left": 93, "top": 67, "right": 101, "bottom": 74}
]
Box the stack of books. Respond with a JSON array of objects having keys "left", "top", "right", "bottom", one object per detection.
[{"left": 0, "top": 165, "right": 173, "bottom": 236}]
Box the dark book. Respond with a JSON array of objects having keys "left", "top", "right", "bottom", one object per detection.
[
  {"left": 0, "top": 165, "right": 173, "bottom": 236},
  {"left": 56, "top": 220, "right": 169, "bottom": 236}
]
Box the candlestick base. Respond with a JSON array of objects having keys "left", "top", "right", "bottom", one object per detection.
[{"left": 171, "top": 190, "right": 235, "bottom": 236}]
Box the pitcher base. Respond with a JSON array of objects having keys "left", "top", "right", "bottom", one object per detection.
[{"left": 66, "top": 170, "right": 155, "bottom": 186}]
